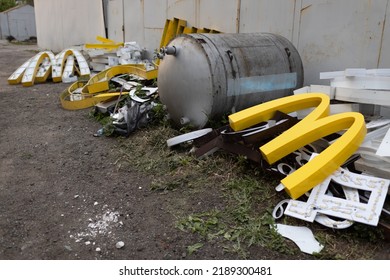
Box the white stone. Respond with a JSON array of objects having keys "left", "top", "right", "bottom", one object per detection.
[{"left": 116, "top": 241, "right": 125, "bottom": 249}]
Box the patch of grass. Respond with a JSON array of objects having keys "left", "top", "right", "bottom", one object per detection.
[
  {"left": 187, "top": 243, "right": 204, "bottom": 255},
  {"left": 20, "top": 152, "right": 33, "bottom": 160},
  {"left": 177, "top": 210, "right": 223, "bottom": 237}
]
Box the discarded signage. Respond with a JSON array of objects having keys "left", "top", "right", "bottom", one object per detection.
[
  {"left": 272, "top": 224, "right": 324, "bottom": 255},
  {"left": 8, "top": 48, "right": 91, "bottom": 86},
  {"left": 229, "top": 93, "right": 366, "bottom": 199}
]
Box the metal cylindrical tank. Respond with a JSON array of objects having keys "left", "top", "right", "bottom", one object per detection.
[{"left": 158, "top": 33, "right": 303, "bottom": 128}]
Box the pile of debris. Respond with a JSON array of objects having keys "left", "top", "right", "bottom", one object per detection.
[
  {"left": 166, "top": 68, "right": 390, "bottom": 253},
  {"left": 84, "top": 36, "right": 155, "bottom": 72}
]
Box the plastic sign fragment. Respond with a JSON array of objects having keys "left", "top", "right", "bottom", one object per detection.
[
  {"left": 272, "top": 224, "right": 324, "bottom": 255},
  {"left": 228, "top": 93, "right": 367, "bottom": 199},
  {"left": 285, "top": 166, "right": 389, "bottom": 226}
]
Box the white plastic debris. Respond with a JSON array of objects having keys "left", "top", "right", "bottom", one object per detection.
[
  {"left": 166, "top": 128, "right": 213, "bottom": 147},
  {"left": 273, "top": 224, "right": 324, "bottom": 254}
]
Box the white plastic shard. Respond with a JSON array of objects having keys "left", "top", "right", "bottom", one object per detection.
[
  {"left": 376, "top": 126, "right": 390, "bottom": 156},
  {"left": 166, "top": 128, "right": 213, "bottom": 147},
  {"left": 366, "top": 119, "right": 390, "bottom": 130},
  {"left": 284, "top": 167, "right": 389, "bottom": 226},
  {"left": 273, "top": 224, "right": 324, "bottom": 255}
]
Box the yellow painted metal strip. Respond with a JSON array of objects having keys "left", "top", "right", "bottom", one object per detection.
[
  {"left": 96, "top": 36, "right": 115, "bottom": 44},
  {"left": 278, "top": 112, "right": 366, "bottom": 199},
  {"left": 84, "top": 65, "right": 158, "bottom": 94},
  {"left": 229, "top": 93, "right": 366, "bottom": 199},
  {"left": 159, "top": 19, "right": 170, "bottom": 49},
  {"left": 61, "top": 66, "right": 158, "bottom": 110},
  {"left": 177, "top": 19, "right": 187, "bottom": 34},
  {"left": 183, "top": 26, "right": 197, "bottom": 34},
  {"left": 229, "top": 93, "right": 330, "bottom": 132},
  {"left": 84, "top": 42, "right": 124, "bottom": 50},
  {"left": 60, "top": 81, "right": 124, "bottom": 110}
]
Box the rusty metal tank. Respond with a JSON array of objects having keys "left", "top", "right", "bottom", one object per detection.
[{"left": 157, "top": 32, "right": 303, "bottom": 128}]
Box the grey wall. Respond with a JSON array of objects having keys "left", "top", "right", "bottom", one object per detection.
[
  {"left": 34, "top": 0, "right": 390, "bottom": 85},
  {"left": 34, "top": 0, "right": 105, "bottom": 52},
  {"left": 0, "top": 4, "right": 36, "bottom": 41}
]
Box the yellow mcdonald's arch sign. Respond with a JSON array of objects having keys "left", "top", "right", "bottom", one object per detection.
[{"left": 229, "top": 93, "right": 367, "bottom": 199}]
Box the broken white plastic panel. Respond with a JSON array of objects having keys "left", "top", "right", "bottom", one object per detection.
[
  {"left": 284, "top": 167, "right": 389, "bottom": 226},
  {"left": 330, "top": 76, "right": 390, "bottom": 90},
  {"left": 272, "top": 224, "right": 324, "bottom": 255},
  {"left": 335, "top": 87, "right": 390, "bottom": 106},
  {"left": 320, "top": 68, "right": 386, "bottom": 80},
  {"left": 167, "top": 128, "right": 212, "bottom": 147},
  {"left": 376, "top": 126, "right": 390, "bottom": 156}
]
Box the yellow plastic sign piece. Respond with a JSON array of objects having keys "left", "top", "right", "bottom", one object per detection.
[
  {"left": 84, "top": 65, "right": 158, "bottom": 94},
  {"left": 60, "top": 81, "right": 124, "bottom": 110},
  {"left": 84, "top": 36, "right": 124, "bottom": 51},
  {"left": 228, "top": 93, "right": 367, "bottom": 199},
  {"left": 60, "top": 65, "right": 158, "bottom": 110}
]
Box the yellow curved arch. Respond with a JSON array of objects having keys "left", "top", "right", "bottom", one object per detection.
[{"left": 228, "top": 93, "right": 367, "bottom": 199}]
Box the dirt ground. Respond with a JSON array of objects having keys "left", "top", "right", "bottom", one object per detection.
[{"left": 0, "top": 40, "right": 389, "bottom": 261}]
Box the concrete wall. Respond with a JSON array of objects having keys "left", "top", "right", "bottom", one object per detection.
[
  {"left": 34, "top": 0, "right": 106, "bottom": 52},
  {"left": 0, "top": 4, "right": 36, "bottom": 41}
]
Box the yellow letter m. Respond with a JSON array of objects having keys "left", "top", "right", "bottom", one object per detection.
[{"left": 229, "top": 93, "right": 366, "bottom": 199}]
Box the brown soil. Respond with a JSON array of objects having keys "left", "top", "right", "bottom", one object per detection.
[{"left": 0, "top": 40, "right": 389, "bottom": 260}]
